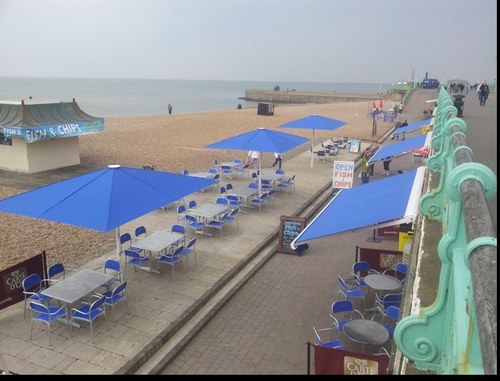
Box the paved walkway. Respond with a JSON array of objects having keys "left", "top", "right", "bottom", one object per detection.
[{"left": 0, "top": 131, "right": 382, "bottom": 374}]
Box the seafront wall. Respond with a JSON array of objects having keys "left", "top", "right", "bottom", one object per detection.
[{"left": 243, "top": 89, "right": 384, "bottom": 104}]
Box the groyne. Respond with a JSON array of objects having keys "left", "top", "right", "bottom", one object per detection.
[{"left": 242, "top": 89, "right": 385, "bottom": 104}]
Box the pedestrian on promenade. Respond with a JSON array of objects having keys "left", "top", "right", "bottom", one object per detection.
[
  {"left": 477, "top": 81, "right": 490, "bottom": 106},
  {"left": 246, "top": 150, "right": 259, "bottom": 168},
  {"left": 168, "top": 103, "right": 173, "bottom": 114},
  {"left": 360, "top": 149, "right": 371, "bottom": 184},
  {"left": 382, "top": 156, "right": 392, "bottom": 176}
]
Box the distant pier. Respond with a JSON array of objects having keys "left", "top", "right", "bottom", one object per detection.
[{"left": 241, "top": 89, "right": 386, "bottom": 104}]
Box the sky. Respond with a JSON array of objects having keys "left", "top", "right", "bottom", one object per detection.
[{"left": 0, "top": 0, "right": 496, "bottom": 84}]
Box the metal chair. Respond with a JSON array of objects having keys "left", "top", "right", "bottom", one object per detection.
[
  {"left": 103, "top": 259, "right": 123, "bottom": 285},
  {"left": 352, "top": 261, "right": 379, "bottom": 288},
  {"left": 185, "top": 214, "right": 206, "bottom": 237},
  {"left": 207, "top": 212, "right": 228, "bottom": 238},
  {"left": 372, "top": 293, "right": 402, "bottom": 322},
  {"left": 337, "top": 275, "right": 365, "bottom": 313},
  {"left": 29, "top": 301, "right": 68, "bottom": 346},
  {"left": 179, "top": 238, "right": 197, "bottom": 264},
  {"left": 157, "top": 245, "right": 183, "bottom": 277},
  {"left": 329, "top": 300, "right": 364, "bottom": 339},
  {"left": 102, "top": 281, "right": 128, "bottom": 318},
  {"left": 313, "top": 326, "right": 345, "bottom": 349},
  {"left": 22, "top": 273, "right": 53, "bottom": 318},
  {"left": 124, "top": 249, "right": 150, "bottom": 275},
  {"left": 69, "top": 294, "right": 107, "bottom": 343}
]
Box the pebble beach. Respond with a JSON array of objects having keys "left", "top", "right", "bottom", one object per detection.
[{"left": 0, "top": 100, "right": 395, "bottom": 271}]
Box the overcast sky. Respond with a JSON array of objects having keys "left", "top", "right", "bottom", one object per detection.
[{"left": 0, "top": 0, "right": 496, "bottom": 84}]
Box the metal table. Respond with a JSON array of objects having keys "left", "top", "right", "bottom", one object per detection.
[
  {"left": 343, "top": 319, "right": 389, "bottom": 346},
  {"left": 227, "top": 186, "right": 258, "bottom": 210},
  {"left": 41, "top": 269, "right": 113, "bottom": 327},
  {"left": 132, "top": 231, "right": 184, "bottom": 273},
  {"left": 188, "top": 203, "right": 227, "bottom": 236},
  {"left": 364, "top": 274, "right": 402, "bottom": 292}
]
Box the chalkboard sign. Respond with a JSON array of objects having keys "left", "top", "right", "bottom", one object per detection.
[{"left": 278, "top": 215, "right": 306, "bottom": 254}]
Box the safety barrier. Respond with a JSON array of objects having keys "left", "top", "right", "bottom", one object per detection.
[{"left": 394, "top": 87, "right": 497, "bottom": 374}]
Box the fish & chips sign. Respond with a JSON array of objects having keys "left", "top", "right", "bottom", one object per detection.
[
  {"left": 2, "top": 119, "right": 104, "bottom": 143},
  {"left": 332, "top": 161, "right": 354, "bottom": 189}
]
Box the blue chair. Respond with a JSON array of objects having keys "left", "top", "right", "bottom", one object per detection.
[
  {"left": 134, "top": 225, "right": 147, "bottom": 240},
  {"left": 226, "top": 194, "right": 242, "bottom": 209},
  {"left": 47, "top": 263, "right": 65, "bottom": 281},
  {"left": 225, "top": 183, "right": 233, "bottom": 192},
  {"left": 372, "top": 293, "right": 402, "bottom": 321},
  {"left": 102, "top": 281, "right": 128, "bottom": 317},
  {"left": 337, "top": 275, "right": 365, "bottom": 313},
  {"left": 248, "top": 181, "right": 258, "bottom": 189},
  {"left": 313, "top": 326, "right": 345, "bottom": 349},
  {"left": 29, "top": 301, "right": 68, "bottom": 346},
  {"left": 185, "top": 214, "right": 206, "bottom": 237},
  {"left": 188, "top": 200, "right": 197, "bottom": 210},
  {"left": 223, "top": 206, "right": 239, "bottom": 230},
  {"left": 69, "top": 294, "right": 107, "bottom": 343},
  {"left": 157, "top": 245, "right": 183, "bottom": 277},
  {"left": 384, "top": 262, "right": 408, "bottom": 284},
  {"left": 382, "top": 306, "right": 400, "bottom": 340},
  {"left": 171, "top": 224, "right": 186, "bottom": 248},
  {"left": 275, "top": 169, "right": 285, "bottom": 175},
  {"left": 250, "top": 193, "right": 267, "bottom": 212},
  {"left": 329, "top": 300, "right": 364, "bottom": 339},
  {"left": 352, "top": 261, "right": 378, "bottom": 288},
  {"left": 207, "top": 212, "right": 228, "bottom": 238},
  {"left": 221, "top": 165, "right": 232, "bottom": 180},
  {"left": 103, "top": 259, "right": 123, "bottom": 285},
  {"left": 182, "top": 169, "right": 189, "bottom": 175},
  {"left": 22, "top": 273, "right": 52, "bottom": 318},
  {"left": 219, "top": 186, "right": 227, "bottom": 195},
  {"left": 119, "top": 232, "right": 143, "bottom": 256},
  {"left": 124, "top": 249, "right": 150, "bottom": 275},
  {"left": 180, "top": 238, "right": 197, "bottom": 264},
  {"left": 177, "top": 204, "right": 188, "bottom": 225},
  {"left": 215, "top": 197, "right": 229, "bottom": 206}
]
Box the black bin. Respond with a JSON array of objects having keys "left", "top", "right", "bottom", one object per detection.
[
  {"left": 453, "top": 95, "right": 464, "bottom": 117},
  {"left": 257, "top": 102, "right": 274, "bottom": 116}
]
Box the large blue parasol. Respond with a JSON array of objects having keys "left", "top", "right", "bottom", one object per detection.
[
  {"left": 205, "top": 128, "right": 309, "bottom": 195},
  {"left": 279, "top": 114, "right": 346, "bottom": 167},
  {"left": 0, "top": 165, "right": 215, "bottom": 256}
]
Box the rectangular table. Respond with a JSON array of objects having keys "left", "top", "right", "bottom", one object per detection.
[
  {"left": 188, "top": 203, "right": 227, "bottom": 236},
  {"left": 227, "top": 186, "right": 258, "bottom": 211},
  {"left": 132, "top": 231, "right": 185, "bottom": 273},
  {"left": 41, "top": 269, "right": 113, "bottom": 327}
]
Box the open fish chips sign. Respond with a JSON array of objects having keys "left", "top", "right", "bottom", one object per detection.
[{"left": 333, "top": 161, "right": 354, "bottom": 189}]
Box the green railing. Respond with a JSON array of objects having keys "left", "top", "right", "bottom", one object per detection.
[{"left": 394, "top": 87, "right": 497, "bottom": 374}]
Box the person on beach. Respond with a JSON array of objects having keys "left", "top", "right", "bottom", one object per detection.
[
  {"left": 168, "top": 103, "right": 173, "bottom": 114},
  {"left": 272, "top": 152, "right": 285, "bottom": 170}
]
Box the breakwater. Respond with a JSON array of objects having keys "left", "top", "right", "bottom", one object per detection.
[{"left": 242, "top": 89, "right": 383, "bottom": 104}]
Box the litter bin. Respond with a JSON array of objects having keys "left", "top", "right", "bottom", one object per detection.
[
  {"left": 257, "top": 102, "right": 274, "bottom": 116},
  {"left": 453, "top": 95, "right": 464, "bottom": 117}
]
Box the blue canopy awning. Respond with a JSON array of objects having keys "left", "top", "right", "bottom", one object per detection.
[
  {"left": 291, "top": 167, "right": 426, "bottom": 248},
  {"left": 393, "top": 119, "right": 431, "bottom": 136},
  {"left": 368, "top": 133, "right": 430, "bottom": 163}
]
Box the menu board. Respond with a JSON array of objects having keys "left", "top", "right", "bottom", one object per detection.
[{"left": 278, "top": 215, "right": 306, "bottom": 254}]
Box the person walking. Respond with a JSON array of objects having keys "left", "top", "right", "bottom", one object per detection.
[
  {"left": 360, "top": 149, "right": 371, "bottom": 184},
  {"left": 478, "top": 81, "right": 490, "bottom": 106},
  {"left": 382, "top": 156, "right": 392, "bottom": 176},
  {"left": 272, "top": 152, "right": 285, "bottom": 169},
  {"left": 168, "top": 103, "right": 173, "bottom": 115},
  {"left": 246, "top": 150, "right": 260, "bottom": 168}
]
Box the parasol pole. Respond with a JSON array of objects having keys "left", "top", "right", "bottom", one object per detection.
[
  {"left": 310, "top": 129, "right": 315, "bottom": 168},
  {"left": 258, "top": 151, "right": 263, "bottom": 197},
  {"left": 115, "top": 227, "right": 121, "bottom": 259}
]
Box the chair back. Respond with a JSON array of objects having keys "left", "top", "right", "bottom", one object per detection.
[
  {"left": 352, "top": 261, "right": 371, "bottom": 276},
  {"left": 120, "top": 232, "right": 133, "bottom": 246},
  {"left": 177, "top": 204, "right": 186, "bottom": 214},
  {"left": 90, "top": 294, "right": 106, "bottom": 313},
  {"left": 112, "top": 281, "right": 127, "bottom": 297},
  {"left": 386, "top": 306, "right": 400, "bottom": 322},
  {"left": 331, "top": 300, "right": 354, "bottom": 314},
  {"left": 382, "top": 293, "right": 402, "bottom": 310},
  {"left": 275, "top": 169, "right": 285, "bottom": 175},
  {"left": 213, "top": 159, "right": 218, "bottom": 166},
  {"left": 171, "top": 224, "right": 185, "bottom": 234},
  {"left": 226, "top": 183, "right": 233, "bottom": 191},
  {"left": 188, "top": 200, "right": 197, "bottom": 209},
  {"left": 124, "top": 249, "right": 141, "bottom": 259},
  {"left": 23, "top": 273, "right": 42, "bottom": 292},
  {"left": 208, "top": 168, "right": 218, "bottom": 174},
  {"left": 135, "top": 225, "right": 147, "bottom": 238},
  {"left": 104, "top": 259, "right": 121, "bottom": 274},
  {"left": 185, "top": 238, "right": 196, "bottom": 249},
  {"left": 48, "top": 263, "right": 65, "bottom": 280},
  {"left": 233, "top": 158, "right": 242, "bottom": 164},
  {"left": 396, "top": 262, "right": 408, "bottom": 275},
  {"left": 251, "top": 172, "right": 258, "bottom": 179},
  {"left": 216, "top": 197, "right": 229, "bottom": 205},
  {"left": 185, "top": 214, "right": 197, "bottom": 223},
  {"left": 182, "top": 169, "right": 189, "bottom": 175},
  {"left": 248, "top": 182, "right": 258, "bottom": 189},
  {"left": 29, "top": 300, "right": 50, "bottom": 315},
  {"left": 219, "top": 186, "right": 226, "bottom": 195},
  {"left": 172, "top": 245, "right": 184, "bottom": 257}
]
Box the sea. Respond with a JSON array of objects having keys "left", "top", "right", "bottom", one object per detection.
[{"left": 0, "top": 77, "right": 392, "bottom": 118}]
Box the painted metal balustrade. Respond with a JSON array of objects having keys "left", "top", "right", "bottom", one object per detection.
[{"left": 394, "top": 87, "right": 497, "bottom": 374}]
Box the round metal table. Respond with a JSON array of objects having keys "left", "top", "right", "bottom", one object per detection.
[
  {"left": 364, "top": 274, "right": 402, "bottom": 291},
  {"left": 343, "top": 319, "right": 389, "bottom": 346}
]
